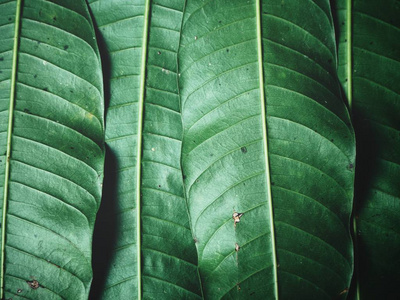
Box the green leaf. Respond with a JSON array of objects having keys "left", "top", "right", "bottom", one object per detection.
[
  {"left": 0, "top": 0, "right": 104, "bottom": 299},
  {"left": 88, "top": 0, "right": 202, "bottom": 299},
  {"left": 179, "top": 0, "right": 355, "bottom": 298},
  {"left": 333, "top": 0, "right": 400, "bottom": 298}
]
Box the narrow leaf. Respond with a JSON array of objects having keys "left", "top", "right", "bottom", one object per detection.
[
  {"left": 88, "top": 0, "right": 202, "bottom": 298},
  {"left": 179, "top": 0, "right": 355, "bottom": 298},
  {"left": 0, "top": 0, "right": 104, "bottom": 299},
  {"left": 333, "top": 0, "right": 400, "bottom": 298}
]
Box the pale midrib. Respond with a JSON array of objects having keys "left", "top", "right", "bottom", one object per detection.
[
  {"left": 1, "top": 1, "right": 22, "bottom": 298},
  {"left": 346, "top": 0, "right": 353, "bottom": 110},
  {"left": 136, "top": 0, "right": 150, "bottom": 299},
  {"left": 256, "top": 0, "right": 278, "bottom": 299},
  {"left": 346, "top": 1, "right": 360, "bottom": 299}
]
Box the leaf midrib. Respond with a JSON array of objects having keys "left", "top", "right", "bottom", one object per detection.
[
  {"left": 345, "top": 1, "right": 360, "bottom": 299},
  {"left": 1, "top": 0, "right": 22, "bottom": 298},
  {"left": 136, "top": 0, "right": 151, "bottom": 299},
  {"left": 256, "top": 0, "right": 278, "bottom": 298},
  {"left": 346, "top": 0, "right": 353, "bottom": 110}
]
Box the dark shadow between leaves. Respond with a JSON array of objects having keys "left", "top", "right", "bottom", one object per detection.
[
  {"left": 88, "top": 7, "right": 117, "bottom": 299},
  {"left": 347, "top": 110, "right": 381, "bottom": 300},
  {"left": 90, "top": 144, "right": 119, "bottom": 300}
]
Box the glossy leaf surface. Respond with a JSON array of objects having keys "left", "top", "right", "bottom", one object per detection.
[
  {"left": 88, "top": 0, "right": 202, "bottom": 299},
  {"left": 179, "top": 0, "right": 355, "bottom": 298},
  {"left": 333, "top": 0, "right": 400, "bottom": 298},
  {"left": 0, "top": 0, "right": 104, "bottom": 299}
]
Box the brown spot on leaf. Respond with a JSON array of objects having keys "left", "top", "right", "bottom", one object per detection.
[
  {"left": 338, "top": 288, "right": 349, "bottom": 296},
  {"left": 235, "top": 243, "right": 240, "bottom": 252},
  {"left": 27, "top": 280, "right": 39, "bottom": 289},
  {"left": 232, "top": 212, "right": 243, "bottom": 227}
]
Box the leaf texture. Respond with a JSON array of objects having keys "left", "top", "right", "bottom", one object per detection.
[
  {"left": 88, "top": 0, "right": 202, "bottom": 298},
  {"left": 333, "top": 0, "right": 400, "bottom": 298},
  {"left": 0, "top": 0, "right": 104, "bottom": 299},
  {"left": 179, "top": 0, "right": 355, "bottom": 298}
]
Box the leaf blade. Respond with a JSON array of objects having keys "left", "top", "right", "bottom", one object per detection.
[
  {"left": 333, "top": 0, "right": 400, "bottom": 298},
  {"left": 88, "top": 0, "right": 202, "bottom": 298},
  {"left": 0, "top": 0, "right": 104, "bottom": 299},
  {"left": 179, "top": 0, "right": 355, "bottom": 298}
]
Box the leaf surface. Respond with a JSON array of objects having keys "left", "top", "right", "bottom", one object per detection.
[
  {"left": 179, "top": 0, "right": 355, "bottom": 298},
  {"left": 333, "top": 0, "right": 400, "bottom": 298},
  {"left": 88, "top": 0, "right": 202, "bottom": 299},
  {"left": 0, "top": 0, "right": 104, "bottom": 299}
]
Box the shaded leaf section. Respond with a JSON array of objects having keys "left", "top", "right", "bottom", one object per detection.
[
  {"left": 88, "top": 0, "right": 202, "bottom": 298},
  {"left": 333, "top": 0, "right": 400, "bottom": 298}
]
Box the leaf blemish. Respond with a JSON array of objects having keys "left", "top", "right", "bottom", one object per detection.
[
  {"left": 63, "top": 45, "right": 69, "bottom": 50},
  {"left": 233, "top": 212, "right": 243, "bottom": 227},
  {"left": 235, "top": 243, "right": 240, "bottom": 252},
  {"left": 241, "top": 147, "right": 247, "bottom": 154},
  {"left": 338, "top": 288, "right": 349, "bottom": 296},
  {"left": 26, "top": 280, "right": 39, "bottom": 289}
]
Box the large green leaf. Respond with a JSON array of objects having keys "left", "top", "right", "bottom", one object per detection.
[
  {"left": 0, "top": 0, "right": 104, "bottom": 299},
  {"left": 179, "top": 0, "right": 355, "bottom": 298},
  {"left": 88, "top": 0, "right": 202, "bottom": 299},
  {"left": 332, "top": 0, "right": 400, "bottom": 298}
]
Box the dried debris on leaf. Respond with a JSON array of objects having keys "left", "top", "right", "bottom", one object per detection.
[{"left": 232, "top": 212, "right": 243, "bottom": 227}]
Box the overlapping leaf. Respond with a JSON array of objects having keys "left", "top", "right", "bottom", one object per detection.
[
  {"left": 0, "top": 0, "right": 104, "bottom": 299},
  {"left": 179, "top": 0, "right": 355, "bottom": 298},
  {"left": 333, "top": 0, "right": 400, "bottom": 298},
  {"left": 88, "top": 0, "right": 202, "bottom": 299}
]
